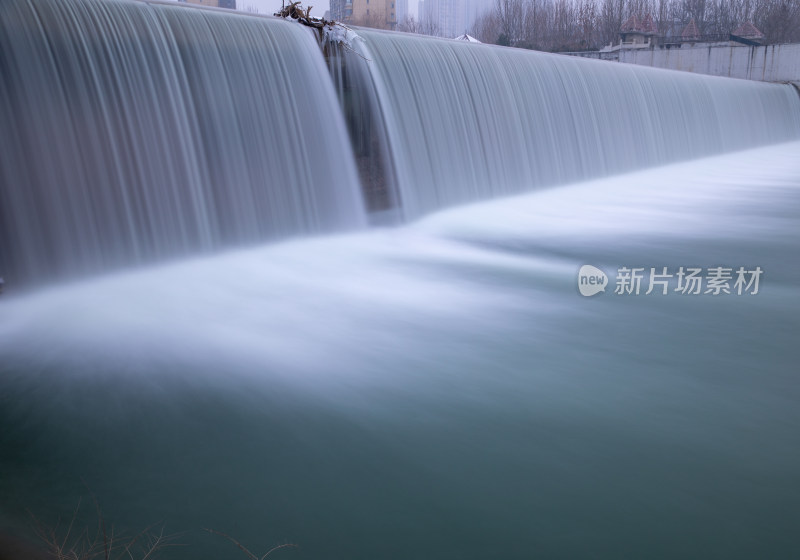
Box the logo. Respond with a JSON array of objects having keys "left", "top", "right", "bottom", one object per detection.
[
  {"left": 577, "top": 265, "right": 607, "bottom": 297},
  {"left": 576, "top": 265, "right": 763, "bottom": 297}
]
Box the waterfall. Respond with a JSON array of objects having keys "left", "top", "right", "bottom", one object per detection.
[
  {"left": 3, "top": 0, "right": 800, "bottom": 289},
  {"left": 346, "top": 30, "right": 800, "bottom": 219},
  {"left": 0, "top": 0, "right": 366, "bottom": 288},
  {"left": 2, "top": 3, "right": 800, "bottom": 557}
]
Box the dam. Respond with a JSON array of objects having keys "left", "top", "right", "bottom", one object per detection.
[{"left": 1, "top": 1, "right": 799, "bottom": 558}]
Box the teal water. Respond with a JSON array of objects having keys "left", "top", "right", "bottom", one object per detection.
[{"left": 2, "top": 143, "right": 799, "bottom": 559}]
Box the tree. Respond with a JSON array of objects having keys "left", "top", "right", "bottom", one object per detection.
[{"left": 468, "top": 0, "right": 800, "bottom": 52}]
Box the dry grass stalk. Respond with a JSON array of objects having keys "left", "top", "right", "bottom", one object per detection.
[
  {"left": 27, "top": 497, "right": 182, "bottom": 560},
  {"left": 204, "top": 528, "right": 297, "bottom": 559}
]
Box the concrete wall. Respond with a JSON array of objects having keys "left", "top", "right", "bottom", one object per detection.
[{"left": 619, "top": 43, "right": 800, "bottom": 82}]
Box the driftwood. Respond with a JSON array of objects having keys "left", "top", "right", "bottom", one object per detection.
[
  {"left": 274, "top": 1, "right": 368, "bottom": 60},
  {"left": 274, "top": 2, "right": 332, "bottom": 31}
]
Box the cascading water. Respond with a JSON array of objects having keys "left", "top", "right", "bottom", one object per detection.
[
  {"left": 0, "top": 0, "right": 365, "bottom": 288},
  {"left": 2, "top": 2, "right": 800, "bottom": 559},
  {"left": 325, "top": 39, "right": 399, "bottom": 216},
  {"left": 343, "top": 30, "right": 800, "bottom": 218}
]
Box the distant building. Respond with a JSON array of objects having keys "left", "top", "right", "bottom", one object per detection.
[
  {"left": 179, "top": 0, "right": 236, "bottom": 8},
  {"left": 568, "top": 18, "right": 791, "bottom": 83},
  {"left": 618, "top": 14, "right": 657, "bottom": 47},
  {"left": 454, "top": 33, "right": 480, "bottom": 43},
  {"left": 437, "top": 0, "right": 462, "bottom": 38},
  {"left": 396, "top": 0, "right": 408, "bottom": 25},
  {"left": 731, "top": 22, "right": 765, "bottom": 46},
  {"left": 332, "top": 0, "right": 396, "bottom": 29},
  {"left": 330, "top": 0, "right": 351, "bottom": 21},
  {"left": 599, "top": 14, "right": 762, "bottom": 54},
  {"left": 681, "top": 18, "right": 700, "bottom": 41},
  {"left": 420, "top": 0, "right": 478, "bottom": 38}
]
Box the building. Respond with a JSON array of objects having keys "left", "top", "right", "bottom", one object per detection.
[
  {"left": 681, "top": 18, "right": 700, "bottom": 41},
  {"left": 598, "top": 14, "right": 763, "bottom": 54},
  {"left": 619, "top": 14, "right": 657, "bottom": 46},
  {"left": 330, "top": 0, "right": 350, "bottom": 21},
  {"left": 396, "top": 0, "right": 408, "bottom": 25},
  {"left": 566, "top": 18, "right": 795, "bottom": 84},
  {"left": 731, "top": 22, "right": 765, "bottom": 46},
  {"left": 420, "top": 0, "right": 479, "bottom": 38},
  {"left": 179, "top": 0, "right": 236, "bottom": 8},
  {"left": 331, "top": 0, "right": 396, "bottom": 29}
]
